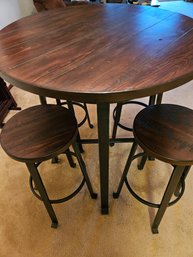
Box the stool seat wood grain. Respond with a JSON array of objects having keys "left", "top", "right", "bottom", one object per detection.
[
  {"left": 1, "top": 105, "right": 77, "bottom": 163},
  {"left": 134, "top": 104, "right": 193, "bottom": 166}
]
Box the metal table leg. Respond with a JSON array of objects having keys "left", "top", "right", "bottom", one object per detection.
[{"left": 97, "top": 103, "right": 110, "bottom": 214}]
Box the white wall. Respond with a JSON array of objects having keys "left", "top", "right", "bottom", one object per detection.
[
  {"left": 0, "top": 0, "right": 36, "bottom": 29},
  {"left": 18, "top": 0, "right": 36, "bottom": 18}
]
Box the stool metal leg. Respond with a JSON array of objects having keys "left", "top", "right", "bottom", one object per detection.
[
  {"left": 26, "top": 163, "right": 58, "bottom": 228},
  {"left": 152, "top": 166, "right": 185, "bottom": 234},
  {"left": 51, "top": 156, "right": 59, "bottom": 163},
  {"left": 174, "top": 166, "right": 190, "bottom": 197},
  {"left": 65, "top": 149, "right": 76, "bottom": 168},
  {"left": 67, "top": 100, "right": 84, "bottom": 153},
  {"left": 138, "top": 154, "right": 148, "bottom": 170},
  {"left": 156, "top": 93, "right": 163, "bottom": 105},
  {"left": 72, "top": 142, "right": 97, "bottom": 199},
  {"left": 148, "top": 95, "right": 156, "bottom": 105},
  {"left": 110, "top": 103, "right": 123, "bottom": 146},
  {"left": 113, "top": 141, "right": 138, "bottom": 198},
  {"left": 39, "top": 95, "right": 47, "bottom": 105},
  {"left": 51, "top": 147, "right": 76, "bottom": 167},
  {"left": 83, "top": 103, "right": 94, "bottom": 129},
  {"left": 56, "top": 99, "right": 61, "bottom": 105}
]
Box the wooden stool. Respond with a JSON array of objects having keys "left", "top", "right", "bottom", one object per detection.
[
  {"left": 113, "top": 104, "right": 193, "bottom": 233},
  {"left": 0, "top": 104, "right": 97, "bottom": 228}
]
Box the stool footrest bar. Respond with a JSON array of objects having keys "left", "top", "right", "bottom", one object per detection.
[
  {"left": 124, "top": 176, "right": 185, "bottom": 208},
  {"left": 29, "top": 176, "right": 86, "bottom": 204}
]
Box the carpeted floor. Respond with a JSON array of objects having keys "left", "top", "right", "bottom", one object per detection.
[
  {"left": 0, "top": 2, "right": 193, "bottom": 257},
  {"left": 1, "top": 82, "right": 193, "bottom": 257}
]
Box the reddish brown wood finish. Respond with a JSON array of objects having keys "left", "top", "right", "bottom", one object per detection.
[
  {"left": 134, "top": 104, "right": 193, "bottom": 166},
  {"left": 0, "top": 105, "right": 78, "bottom": 162},
  {"left": 0, "top": 4, "right": 192, "bottom": 103}
]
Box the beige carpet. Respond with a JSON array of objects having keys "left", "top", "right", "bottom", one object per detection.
[{"left": 0, "top": 80, "right": 193, "bottom": 257}]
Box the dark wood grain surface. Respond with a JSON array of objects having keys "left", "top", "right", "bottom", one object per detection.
[
  {"left": 0, "top": 105, "right": 78, "bottom": 162},
  {"left": 134, "top": 104, "right": 193, "bottom": 166},
  {"left": 0, "top": 4, "right": 192, "bottom": 103}
]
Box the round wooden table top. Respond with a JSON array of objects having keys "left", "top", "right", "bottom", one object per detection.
[{"left": 0, "top": 4, "right": 193, "bottom": 103}]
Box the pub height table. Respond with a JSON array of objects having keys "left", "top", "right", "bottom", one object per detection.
[{"left": 0, "top": 4, "right": 193, "bottom": 214}]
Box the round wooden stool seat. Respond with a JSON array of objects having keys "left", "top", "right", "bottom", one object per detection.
[
  {"left": 1, "top": 104, "right": 78, "bottom": 163},
  {"left": 134, "top": 104, "right": 193, "bottom": 166},
  {"left": 113, "top": 104, "right": 193, "bottom": 233}
]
